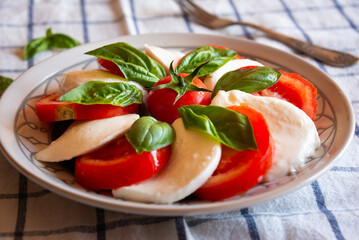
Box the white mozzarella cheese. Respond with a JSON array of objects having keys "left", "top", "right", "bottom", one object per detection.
[
  {"left": 144, "top": 44, "right": 184, "bottom": 74},
  {"left": 35, "top": 114, "right": 139, "bottom": 162},
  {"left": 59, "top": 69, "right": 146, "bottom": 95},
  {"left": 204, "top": 59, "right": 263, "bottom": 90},
  {"left": 112, "top": 118, "right": 222, "bottom": 204},
  {"left": 211, "top": 90, "right": 321, "bottom": 181}
]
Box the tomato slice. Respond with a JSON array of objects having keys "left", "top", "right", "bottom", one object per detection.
[
  {"left": 195, "top": 105, "right": 274, "bottom": 201},
  {"left": 75, "top": 136, "right": 171, "bottom": 191},
  {"left": 147, "top": 73, "right": 211, "bottom": 124},
  {"left": 97, "top": 58, "right": 125, "bottom": 77},
  {"left": 35, "top": 93, "right": 139, "bottom": 122},
  {"left": 256, "top": 71, "right": 317, "bottom": 120}
]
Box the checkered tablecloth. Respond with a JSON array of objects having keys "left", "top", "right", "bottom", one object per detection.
[{"left": 1, "top": 0, "right": 358, "bottom": 239}]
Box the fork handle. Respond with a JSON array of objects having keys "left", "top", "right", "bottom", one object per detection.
[{"left": 237, "top": 22, "right": 358, "bottom": 67}]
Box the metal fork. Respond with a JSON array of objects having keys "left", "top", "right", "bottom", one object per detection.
[{"left": 177, "top": 0, "right": 358, "bottom": 67}]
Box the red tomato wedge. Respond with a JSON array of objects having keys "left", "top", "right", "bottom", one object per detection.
[
  {"left": 97, "top": 58, "right": 125, "bottom": 77},
  {"left": 195, "top": 105, "right": 274, "bottom": 201},
  {"left": 75, "top": 136, "right": 171, "bottom": 191},
  {"left": 35, "top": 93, "right": 139, "bottom": 122},
  {"left": 256, "top": 70, "right": 317, "bottom": 120},
  {"left": 147, "top": 73, "right": 211, "bottom": 124}
]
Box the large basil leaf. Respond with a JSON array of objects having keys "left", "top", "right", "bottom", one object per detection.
[
  {"left": 212, "top": 67, "right": 281, "bottom": 98},
  {"left": 85, "top": 42, "right": 166, "bottom": 87},
  {"left": 0, "top": 75, "right": 13, "bottom": 96},
  {"left": 24, "top": 28, "right": 80, "bottom": 60},
  {"left": 178, "top": 105, "right": 256, "bottom": 151},
  {"left": 59, "top": 81, "right": 143, "bottom": 106},
  {"left": 175, "top": 46, "right": 237, "bottom": 77},
  {"left": 125, "top": 116, "right": 176, "bottom": 153}
]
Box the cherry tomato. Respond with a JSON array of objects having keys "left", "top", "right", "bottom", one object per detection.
[
  {"left": 97, "top": 58, "right": 124, "bottom": 77},
  {"left": 195, "top": 105, "right": 274, "bottom": 201},
  {"left": 75, "top": 136, "right": 171, "bottom": 191},
  {"left": 256, "top": 71, "right": 317, "bottom": 120},
  {"left": 147, "top": 73, "right": 211, "bottom": 124},
  {"left": 35, "top": 93, "right": 139, "bottom": 122}
]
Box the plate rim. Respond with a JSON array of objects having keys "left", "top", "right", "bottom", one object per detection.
[{"left": 0, "top": 32, "right": 355, "bottom": 216}]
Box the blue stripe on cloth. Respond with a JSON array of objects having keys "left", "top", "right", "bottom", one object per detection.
[
  {"left": 129, "top": 0, "right": 140, "bottom": 34},
  {"left": 332, "top": 0, "right": 359, "bottom": 33},
  {"left": 14, "top": 175, "right": 28, "bottom": 240},
  {"left": 175, "top": 217, "right": 188, "bottom": 240},
  {"left": 355, "top": 122, "right": 359, "bottom": 138},
  {"left": 228, "top": 0, "right": 253, "bottom": 40},
  {"left": 0, "top": 190, "right": 50, "bottom": 199},
  {"left": 331, "top": 166, "right": 359, "bottom": 172},
  {"left": 0, "top": 217, "right": 173, "bottom": 237},
  {"left": 80, "top": 0, "right": 89, "bottom": 43},
  {"left": 241, "top": 208, "right": 260, "bottom": 240},
  {"left": 311, "top": 181, "right": 345, "bottom": 240},
  {"left": 278, "top": 0, "right": 327, "bottom": 74},
  {"left": 96, "top": 208, "right": 106, "bottom": 240}
]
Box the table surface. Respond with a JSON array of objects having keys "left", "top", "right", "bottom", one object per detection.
[{"left": 0, "top": 0, "right": 358, "bottom": 239}]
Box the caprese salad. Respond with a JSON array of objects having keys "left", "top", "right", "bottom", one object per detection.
[{"left": 34, "top": 42, "right": 320, "bottom": 204}]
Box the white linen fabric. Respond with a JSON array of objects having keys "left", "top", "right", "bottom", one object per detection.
[{"left": 0, "top": 0, "right": 358, "bottom": 239}]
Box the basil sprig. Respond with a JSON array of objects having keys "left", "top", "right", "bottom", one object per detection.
[
  {"left": 125, "top": 116, "right": 176, "bottom": 153},
  {"left": 148, "top": 62, "right": 211, "bottom": 104},
  {"left": 178, "top": 105, "right": 257, "bottom": 151},
  {"left": 59, "top": 81, "right": 143, "bottom": 106},
  {"left": 175, "top": 46, "right": 237, "bottom": 77},
  {"left": 212, "top": 67, "right": 281, "bottom": 98},
  {"left": 0, "top": 75, "right": 13, "bottom": 97},
  {"left": 24, "top": 28, "right": 80, "bottom": 60},
  {"left": 85, "top": 42, "right": 166, "bottom": 87}
]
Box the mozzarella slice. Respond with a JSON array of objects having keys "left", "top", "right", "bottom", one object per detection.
[
  {"left": 211, "top": 90, "right": 320, "bottom": 181},
  {"left": 204, "top": 59, "right": 263, "bottom": 90},
  {"left": 112, "top": 118, "right": 222, "bottom": 204},
  {"left": 59, "top": 69, "right": 146, "bottom": 95},
  {"left": 35, "top": 114, "right": 139, "bottom": 162},
  {"left": 144, "top": 44, "right": 184, "bottom": 74}
]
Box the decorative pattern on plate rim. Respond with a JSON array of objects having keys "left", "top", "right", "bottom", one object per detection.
[{"left": 13, "top": 57, "right": 336, "bottom": 202}]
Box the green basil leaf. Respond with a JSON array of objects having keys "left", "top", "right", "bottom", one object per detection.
[
  {"left": 85, "top": 42, "right": 166, "bottom": 87},
  {"left": 59, "top": 81, "right": 143, "bottom": 106},
  {"left": 24, "top": 28, "right": 80, "bottom": 60},
  {"left": 175, "top": 46, "right": 237, "bottom": 77},
  {"left": 24, "top": 37, "right": 51, "bottom": 60},
  {"left": 212, "top": 67, "right": 281, "bottom": 98},
  {"left": 125, "top": 116, "right": 176, "bottom": 153},
  {"left": 178, "top": 105, "right": 256, "bottom": 151},
  {"left": 0, "top": 75, "right": 14, "bottom": 96}
]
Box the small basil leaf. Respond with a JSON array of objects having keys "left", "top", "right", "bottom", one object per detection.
[
  {"left": 212, "top": 67, "right": 281, "bottom": 98},
  {"left": 178, "top": 105, "right": 257, "bottom": 151},
  {"left": 0, "top": 75, "right": 14, "bottom": 96},
  {"left": 24, "top": 28, "right": 80, "bottom": 60},
  {"left": 85, "top": 42, "right": 166, "bottom": 87},
  {"left": 24, "top": 37, "right": 51, "bottom": 60},
  {"left": 50, "top": 34, "right": 81, "bottom": 49},
  {"left": 59, "top": 81, "right": 143, "bottom": 106},
  {"left": 125, "top": 116, "right": 176, "bottom": 153},
  {"left": 175, "top": 46, "right": 237, "bottom": 77}
]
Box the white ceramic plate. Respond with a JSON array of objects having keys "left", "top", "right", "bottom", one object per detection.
[{"left": 0, "top": 33, "right": 354, "bottom": 216}]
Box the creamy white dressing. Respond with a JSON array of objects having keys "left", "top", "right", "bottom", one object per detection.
[{"left": 211, "top": 90, "right": 321, "bottom": 181}]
